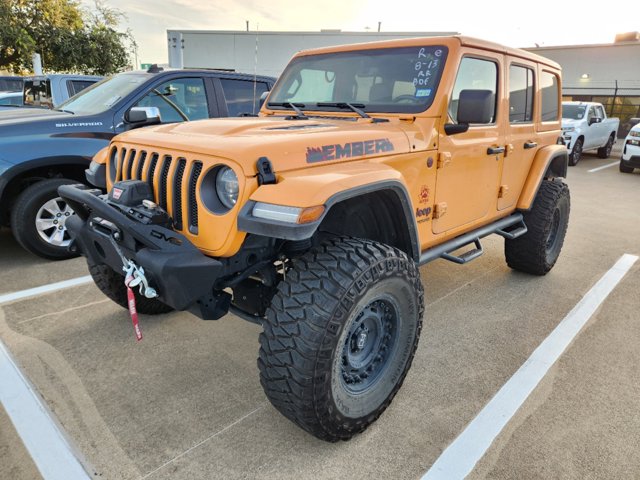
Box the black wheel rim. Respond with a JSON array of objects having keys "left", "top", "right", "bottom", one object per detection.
[
  {"left": 574, "top": 142, "right": 582, "bottom": 162},
  {"left": 546, "top": 208, "right": 561, "bottom": 255},
  {"left": 607, "top": 138, "right": 613, "bottom": 155},
  {"left": 341, "top": 298, "right": 399, "bottom": 394}
]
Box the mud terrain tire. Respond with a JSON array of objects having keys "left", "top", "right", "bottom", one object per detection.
[
  {"left": 258, "top": 237, "right": 424, "bottom": 442},
  {"left": 505, "top": 180, "right": 570, "bottom": 275}
]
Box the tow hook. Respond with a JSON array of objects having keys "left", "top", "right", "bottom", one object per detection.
[{"left": 123, "top": 261, "right": 158, "bottom": 299}]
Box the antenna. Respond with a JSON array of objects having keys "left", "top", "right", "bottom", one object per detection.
[{"left": 253, "top": 23, "right": 259, "bottom": 115}]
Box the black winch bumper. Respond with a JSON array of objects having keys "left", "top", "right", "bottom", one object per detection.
[{"left": 58, "top": 184, "right": 229, "bottom": 319}]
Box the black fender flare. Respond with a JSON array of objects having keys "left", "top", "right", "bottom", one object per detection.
[{"left": 238, "top": 180, "right": 420, "bottom": 261}]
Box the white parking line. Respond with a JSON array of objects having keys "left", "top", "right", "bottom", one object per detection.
[
  {"left": 422, "top": 253, "right": 638, "bottom": 480},
  {"left": 0, "top": 275, "right": 92, "bottom": 305},
  {"left": 0, "top": 340, "right": 90, "bottom": 480},
  {"left": 588, "top": 161, "right": 619, "bottom": 173}
]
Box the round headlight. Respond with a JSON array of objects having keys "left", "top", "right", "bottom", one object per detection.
[{"left": 215, "top": 167, "right": 239, "bottom": 209}]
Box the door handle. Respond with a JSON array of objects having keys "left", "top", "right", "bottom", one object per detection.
[
  {"left": 487, "top": 146, "right": 505, "bottom": 155},
  {"left": 524, "top": 141, "right": 538, "bottom": 149}
]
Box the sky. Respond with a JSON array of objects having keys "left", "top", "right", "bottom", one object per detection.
[{"left": 82, "top": 0, "right": 640, "bottom": 66}]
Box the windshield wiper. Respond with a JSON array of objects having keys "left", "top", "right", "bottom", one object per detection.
[
  {"left": 267, "top": 102, "right": 308, "bottom": 120},
  {"left": 54, "top": 108, "right": 75, "bottom": 114},
  {"left": 316, "top": 102, "right": 370, "bottom": 118}
]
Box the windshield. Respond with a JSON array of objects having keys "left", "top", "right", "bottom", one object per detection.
[
  {"left": 57, "top": 73, "right": 149, "bottom": 115},
  {"left": 268, "top": 45, "right": 448, "bottom": 114},
  {"left": 562, "top": 104, "right": 587, "bottom": 120}
]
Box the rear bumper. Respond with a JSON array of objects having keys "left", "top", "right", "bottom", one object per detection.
[{"left": 58, "top": 185, "right": 226, "bottom": 318}]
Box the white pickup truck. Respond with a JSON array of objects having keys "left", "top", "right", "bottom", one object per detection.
[{"left": 562, "top": 101, "right": 619, "bottom": 166}]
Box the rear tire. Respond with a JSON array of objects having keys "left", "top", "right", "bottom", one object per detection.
[
  {"left": 597, "top": 135, "right": 615, "bottom": 158},
  {"left": 505, "top": 180, "right": 570, "bottom": 275},
  {"left": 568, "top": 138, "right": 583, "bottom": 166},
  {"left": 10, "top": 178, "right": 80, "bottom": 260},
  {"left": 258, "top": 237, "right": 424, "bottom": 442},
  {"left": 89, "top": 263, "right": 174, "bottom": 315},
  {"left": 619, "top": 160, "right": 634, "bottom": 173}
]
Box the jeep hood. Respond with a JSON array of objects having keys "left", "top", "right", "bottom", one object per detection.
[{"left": 113, "top": 116, "right": 424, "bottom": 175}]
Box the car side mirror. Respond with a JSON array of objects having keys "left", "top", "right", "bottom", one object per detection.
[
  {"left": 457, "top": 89, "right": 494, "bottom": 124},
  {"left": 259, "top": 91, "right": 270, "bottom": 109},
  {"left": 588, "top": 117, "right": 602, "bottom": 126},
  {"left": 126, "top": 106, "right": 161, "bottom": 128}
]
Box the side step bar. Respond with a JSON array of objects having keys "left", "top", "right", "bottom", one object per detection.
[{"left": 418, "top": 214, "right": 527, "bottom": 266}]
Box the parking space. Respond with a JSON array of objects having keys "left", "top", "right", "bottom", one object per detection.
[{"left": 1, "top": 143, "right": 639, "bottom": 479}]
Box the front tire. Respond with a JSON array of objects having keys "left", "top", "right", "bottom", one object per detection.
[
  {"left": 568, "top": 138, "right": 583, "bottom": 166},
  {"left": 258, "top": 237, "right": 424, "bottom": 442},
  {"left": 619, "top": 160, "right": 634, "bottom": 173},
  {"left": 89, "top": 263, "right": 174, "bottom": 315},
  {"left": 10, "top": 178, "right": 80, "bottom": 260},
  {"left": 505, "top": 180, "right": 570, "bottom": 275}
]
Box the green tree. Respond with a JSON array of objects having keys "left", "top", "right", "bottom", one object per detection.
[{"left": 0, "top": 0, "right": 134, "bottom": 74}]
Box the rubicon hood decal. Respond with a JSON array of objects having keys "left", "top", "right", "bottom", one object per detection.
[{"left": 306, "top": 138, "right": 395, "bottom": 163}]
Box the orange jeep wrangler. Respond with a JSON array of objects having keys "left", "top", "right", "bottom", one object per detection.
[{"left": 60, "top": 36, "right": 569, "bottom": 442}]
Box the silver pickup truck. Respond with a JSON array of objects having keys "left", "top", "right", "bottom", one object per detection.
[{"left": 562, "top": 101, "right": 619, "bottom": 165}]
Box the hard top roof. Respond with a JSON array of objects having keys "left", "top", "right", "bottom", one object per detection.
[{"left": 294, "top": 35, "right": 561, "bottom": 70}]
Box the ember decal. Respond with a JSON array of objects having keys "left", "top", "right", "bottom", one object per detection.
[
  {"left": 306, "top": 138, "right": 394, "bottom": 163},
  {"left": 112, "top": 187, "right": 123, "bottom": 200},
  {"left": 419, "top": 185, "right": 430, "bottom": 204}
]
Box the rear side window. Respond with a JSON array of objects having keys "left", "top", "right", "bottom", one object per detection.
[
  {"left": 68, "top": 80, "right": 96, "bottom": 96},
  {"left": 540, "top": 72, "right": 559, "bottom": 121},
  {"left": 449, "top": 57, "right": 498, "bottom": 124},
  {"left": 220, "top": 79, "right": 269, "bottom": 116},
  {"left": 509, "top": 65, "right": 534, "bottom": 123}
]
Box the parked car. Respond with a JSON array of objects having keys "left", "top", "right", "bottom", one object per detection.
[
  {"left": 60, "top": 36, "right": 569, "bottom": 442},
  {"left": 619, "top": 123, "right": 640, "bottom": 173},
  {"left": 0, "top": 66, "right": 276, "bottom": 259},
  {"left": 0, "top": 91, "right": 23, "bottom": 108},
  {"left": 562, "top": 101, "right": 619, "bottom": 165},
  {"left": 0, "top": 75, "right": 23, "bottom": 92}
]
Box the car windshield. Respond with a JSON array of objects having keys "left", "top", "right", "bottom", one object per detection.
[
  {"left": 268, "top": 45, "right": 448, "bottom": 114},
  {"left": 562, "top": 104, "right": 587, "bottom": 120},
  {"left": 56, "top": 73, "right": 150, "bottom": 115}
]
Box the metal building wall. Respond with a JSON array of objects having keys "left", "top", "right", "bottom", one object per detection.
[{"left": 167, "top": 30, "right": 458, "bottom": 77}]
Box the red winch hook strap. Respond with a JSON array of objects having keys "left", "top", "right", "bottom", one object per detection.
[{"left": 125, "top": 274, "right": 143, "bottom": 342}]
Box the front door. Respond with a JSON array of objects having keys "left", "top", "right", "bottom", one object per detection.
[{"left": 433, "top": 52, "right": 505, "bottom": 234}]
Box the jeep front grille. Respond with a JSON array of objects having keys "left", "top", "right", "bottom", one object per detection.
[{"left": 110, "top": 147, "right": 205, "bottom": 235}]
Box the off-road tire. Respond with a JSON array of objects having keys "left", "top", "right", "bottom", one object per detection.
[
  {"left": 89, "top": 263, "right": 174, "bottom": 315},
  {"left": 597, "top": 134, "right": 615, "bottom": 158},
  {"left": 568, "top": 138, "right": 583, "bottom": 166},
  {"left": 619, "top": 161, "right": 634, "bottom": 173},
  {"left": 258, "top": 237, "right": 424, "bottom": 442},
  {"left": 505, "top": 180, "right": 570, "bottom": 275},
  {"left": 10, "top": 178, "right": 80, "bottom": 260}
]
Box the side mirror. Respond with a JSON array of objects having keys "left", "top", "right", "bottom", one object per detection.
[
  {"left": 259, "top": 91, "right": 270, "bottom": 109},
  {"left": 588, "top": 117, "right": 602, "bottom": 126},
  {"left": 125, "top": 106, "right": 161, "bottom": 128},
  {"left": 457, "top": 89, "right": 494, "bottom": 124}
]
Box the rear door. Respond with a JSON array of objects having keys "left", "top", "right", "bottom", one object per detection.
[
  {"left": 499, "top": 59, "right": 537, "bottom": 210},
  {"left": 433, "top": 52, "right": 505, "bottom": 234}
]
